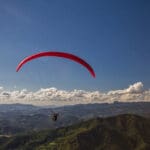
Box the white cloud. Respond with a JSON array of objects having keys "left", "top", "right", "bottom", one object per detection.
[
  {"left": 108, "top": 82, "right": 143, "bottom": 94},
  {"left": 0, "top": 82, "right": 149, "bottom": 106}
]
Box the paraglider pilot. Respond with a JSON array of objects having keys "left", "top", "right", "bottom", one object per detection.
[{"left": 52, "top": 113, "right": 59, "bottom": 122}]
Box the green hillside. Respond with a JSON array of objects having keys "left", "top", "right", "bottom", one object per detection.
[{"left": 0, "top": 114, "right": 150, "bottom": 150}]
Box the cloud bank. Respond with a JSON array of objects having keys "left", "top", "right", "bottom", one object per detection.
[{"left": 0, "top": 82, "right": 149, "bottom": 106}]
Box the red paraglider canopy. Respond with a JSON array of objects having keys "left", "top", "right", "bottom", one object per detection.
[{"left": 16, "top": 51, "right": 96, "bottom": 78}]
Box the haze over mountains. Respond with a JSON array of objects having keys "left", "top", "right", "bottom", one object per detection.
[{"left": 0, "top": 102, "right": 149, "bottom": 135}]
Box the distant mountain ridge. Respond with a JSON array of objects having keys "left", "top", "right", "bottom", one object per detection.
[
  {"left": 0, "top": 102, "right": 149, "bottom": 116},
  {"left": 0, "top": 102, "right": 149, "bottom": 135}
]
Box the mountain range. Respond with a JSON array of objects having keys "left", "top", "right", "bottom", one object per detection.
[
  {"left": 0, "top": 114, "right": 149, "bottom": 150},
  {"left": 0, "top": 102, "right": 150, "bottom": 135}
]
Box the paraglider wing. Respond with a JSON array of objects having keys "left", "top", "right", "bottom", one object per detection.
[{"left": 16, "top": 51, "right": 96, "bottom": 78}]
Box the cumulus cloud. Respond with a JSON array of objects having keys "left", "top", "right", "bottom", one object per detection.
[
  {"left": 108, "top": 82, "right": 144, "bottom": 94},
  {"left": 0, "top": 82, "right": 149, "bottom": 106}
]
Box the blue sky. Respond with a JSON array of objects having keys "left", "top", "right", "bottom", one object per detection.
[{"left": 0, "top": 0, "right": 150, "bottom": 91}]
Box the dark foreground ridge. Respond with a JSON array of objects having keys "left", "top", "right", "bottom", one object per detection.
[{"left": 0, "top": 114, "right": 150, "bottom": 150}]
